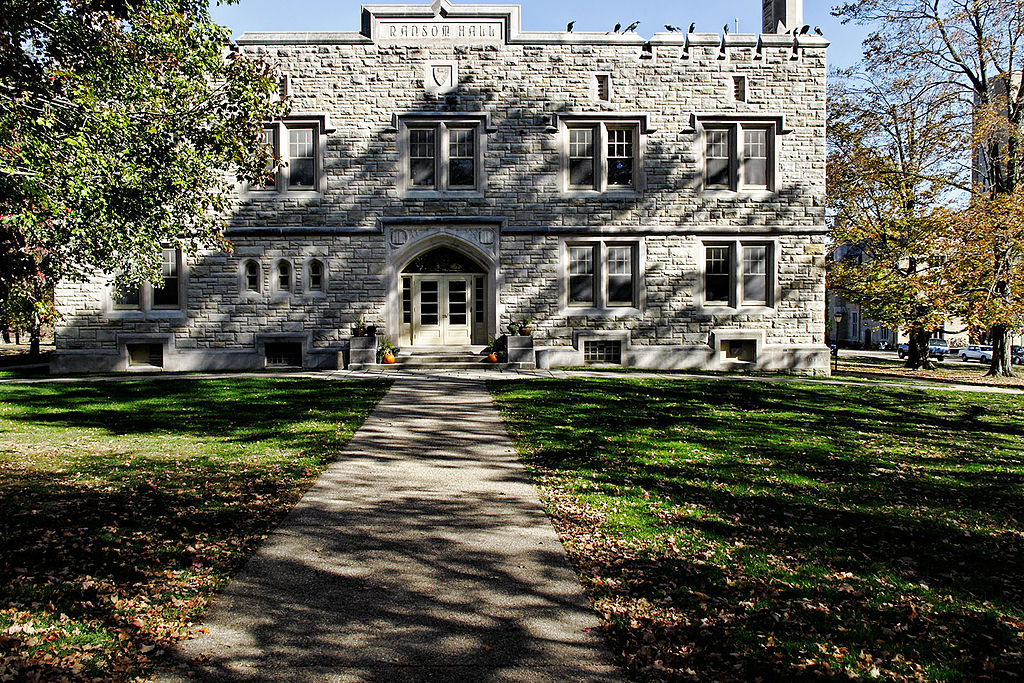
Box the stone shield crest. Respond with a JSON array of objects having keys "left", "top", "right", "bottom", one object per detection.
[{"left": 432, "top": 65, "right": 453, "bottom": 88}]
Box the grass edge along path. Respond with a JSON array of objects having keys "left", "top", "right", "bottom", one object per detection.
[
  {"left": 489, "top": 376, "right": 1024, "bottom": 682},
  {"left": 0, "top": 377, "right": 390, "bottom": 682}
]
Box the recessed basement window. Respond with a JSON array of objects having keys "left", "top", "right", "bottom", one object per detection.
[
  {"left": 584, "top": 340, "right": 622, "bottom": 364},
  {"left": 595, "top": 74, "right": 611, "bottom": 102},
  {"left": 733, "top": 75, "right": 747, "bottom": 102},
  {"left": 127, "top": 344, "right": 163, "bottom": 368},
  {"left": 265, "top": 342, "right": 302, "bottom": 368}
]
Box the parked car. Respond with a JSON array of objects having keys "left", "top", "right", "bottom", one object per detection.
[
  {"left": 960, "top": 344, "right": 994, "bottom": 362},
  {"left": 896, "top": 340, "right": 947, "bottom": 360},
  {"left": 1013, "top": 346, "right": 1024, "bottom": 365}
]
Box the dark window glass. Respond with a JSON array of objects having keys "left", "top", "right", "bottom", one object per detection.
[
  {"left": 449, "top": 128, "right": 475, "bottom": 188},
  {"left": 568, "top": 127, "right": 595, "bottom": 188},
  {"left": 245, "top": 261, "right": 260, "bottom": 292},
  {"left": 114, "top": 277, "right": 141, "bottom": 308},
  {"left": 607, "top": 245, "right": 634, "bottom": 305},
  {"left": 308, "top": 261, "right": 324, "bottom": 291},
  {"left": 277, "top": 261, "right": 291, "bottom": 291},
  {"left": 706, "top": 129, "right": 731, "bottom": 188},
  {"left": 607, "top": 128, "right": 634, "bottom": 187},
  {"left": 409, "top": 128, "right": 436, "bottom": 187},
  {"left": 584, "top": 340, "right": 622, "bottom": 364},
  {"left": 288, "top": 128, "right": 315, "bottom": 188},
  {"left": 151, "top": 248, "right": 180, "bottom": 308},
  {"left": 568, "top": 246, "right": 595, "bottom": 305},
  {"left": 705, "top": 245, "right": 732, "bottom": 304}
]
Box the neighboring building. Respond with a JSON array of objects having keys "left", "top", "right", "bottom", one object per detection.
[{"left": 52, "top": 0, "right": 830, "bottom": 374}]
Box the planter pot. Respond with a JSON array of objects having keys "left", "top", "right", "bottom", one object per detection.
[
  {"left": 352, "top": 326, "right": 365, "bottom": 337},
  {"left": 366, "top": 325, "right": 377, "bottom": 337},
  {"left": 519, "top": 326, "right": 533, "bottom": 336}
]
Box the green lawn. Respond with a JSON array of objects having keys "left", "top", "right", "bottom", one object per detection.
[
  {"left": 490, "top": 378, "right": 1024, "bottom": 682},
  {"left": 0, "top": 378, "right": 389, "bottom": 681}
]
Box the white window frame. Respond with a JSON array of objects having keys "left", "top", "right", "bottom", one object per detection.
[
  {"left": 698, "top": 118, "right": 779, "bottom": 193},
  {"left": 398, "top": 117, "right": 487, "bottom": 196},
  {"left": 108, "top": 247, "right": 184, "bottom": 317},
  {"left": 561, "top": 238, "right": 644, "bottom": 314},
  {"left": 699, "top": 238, "right": 778, "bottom": 312},
  {"left": 560, "top": 119, "right": 644, "bottom": 195},
  {"left": 246, "top": 117, "right": 328, "bottom": 196}
]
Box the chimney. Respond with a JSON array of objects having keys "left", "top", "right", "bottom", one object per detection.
[{"left": 762, "top": 0, "right": 803, "bottom": 33}]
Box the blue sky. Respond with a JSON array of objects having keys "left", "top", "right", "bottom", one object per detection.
[{"left": 210, "top": 0, "right": 870, "bottom": 69}]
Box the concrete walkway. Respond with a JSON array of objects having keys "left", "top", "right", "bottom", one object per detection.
[{"left": 158, "top": 378, "right": 619, "bottom": 682}]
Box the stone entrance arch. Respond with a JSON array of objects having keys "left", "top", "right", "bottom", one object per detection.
[{"left": 385, "top": 226, "right": 500, "bottom": 346}]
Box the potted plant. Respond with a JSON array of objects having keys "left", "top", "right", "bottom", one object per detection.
[
  {"left": 377, "top": 336, "right": 398, "bottom": 364},
  {"left": 352, "top": 316, "right": 366, "bottom": 337},
  {"left": 507, "top": 321, "right": 520, "bottom": 336},
  {"left": 484, "top": 338, "right": 499, "bottom": 363},
  {"left": 518, "top": 317, "right": 534, "bottom": 336}
]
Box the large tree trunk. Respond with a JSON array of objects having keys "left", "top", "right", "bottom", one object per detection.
[
  {"left": 987, "top": 324, "right": 1014, "bottom": 377},
  {"left": 28, "top": 319, "right": 40, "bottom": 358},
  {"left": 905, "top": 324, "right": 934, "bottom": 370}
]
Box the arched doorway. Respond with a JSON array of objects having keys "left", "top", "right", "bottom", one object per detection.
[{"left": 398, "top": 246, "right": 487, "bottom": 346}]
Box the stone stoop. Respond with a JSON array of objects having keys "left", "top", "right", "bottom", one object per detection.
[{"left": 371, "top": 343, "right": 536, "bottom": 371}]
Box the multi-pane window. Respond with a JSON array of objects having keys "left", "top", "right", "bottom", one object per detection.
[
  {"left": 607, "top": 246, "right": 634, "bottom": 306},
  {"left": 250, "top": 121, "right": 320, "bottom": 193},
  {"left": 607, "top": 128, "right": 634, "bottom": 187},
  {"left": 703, "top": 242, "right": 774, "bottom": 308},
  {"left": 567, "top": 242, "right": 639, "bottom": 309},
  {"left": 705, "top": 130, "right": 732, "bottom": 189},
  {"left": 569, "top": 246, "right": 595, "bottom": 306},
  {"left": 742, "top": 246, "right": 768, "bottom": 304},
  {"left": 110, "top": 247, "right": 182, "bottom": 313},
  {"left": 569, "top": 128, "right": 595, "bottom": 188},
  {"left": 288, "top": 128, "right": 316, "bottom": 189},
  {"left": 448, "top": 128, "right": 475, "bottom": 188},
  {"left": 307, "top": 260, "right": 324, "bottom": 292},
  {"left": 703, "top": 123, "right": 774, "bottom": 191},
  {"left": 409, "top": 128, "right": 436, "bottom": 187},
  {"left": 151, "top": 247, "right": 180, "bottom": 308},
  {"left": 277, "top": 261, "right": 292, "bottom": 292},
  {"left": 743, "top": 129, "right": 768, "bottom": 188},
  {"left": 403, "top": 122, "right": 481, "bottom": 192},
  {"left": 564, "top": 121, "right": 641, "bottom": 192},
  {"left": 244, "top": 261, "right": 261, "bottom": 292},
  {"left": 705, "top": 245, "right": 732, "bottom": 305}
]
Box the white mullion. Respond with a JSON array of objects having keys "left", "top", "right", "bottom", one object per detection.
[
  {"left": 597, "top": 124, "right": 608, "bottom": 192},
  {"left": 278, "top": 122, "right": 289, "bottom": 192},
  {"left": 732, "top": 240, "right": 742, "bottom": 308},
  {"left": 596, "top": 241, "right": 607, "bottom": 309},
  {"left": 732, "top": 124, "right": 741, "bottom": 192}
]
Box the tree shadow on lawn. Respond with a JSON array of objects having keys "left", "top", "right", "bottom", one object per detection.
[
  {"left": 493, "top": 378, "right": 1024, "bottom": 681},
  {"left": 0, "top": 378, "right": 389, "bottom": 681}
]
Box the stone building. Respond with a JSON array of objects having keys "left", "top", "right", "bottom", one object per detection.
[{"left": 52, "top": 0, "right": 830, "bottom": 373}]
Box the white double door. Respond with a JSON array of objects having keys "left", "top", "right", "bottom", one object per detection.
[{"left": 409, "top": 274, "right": 473, "bottom": 346}]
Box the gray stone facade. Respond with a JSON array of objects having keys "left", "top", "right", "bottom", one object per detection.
[{"left": 53, "top": 0, "right": 830, "bottom": 374}]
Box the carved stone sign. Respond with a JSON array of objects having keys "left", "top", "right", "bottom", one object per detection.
[{"left": 376, "top": 19, "right": 505, "bottom": 44}]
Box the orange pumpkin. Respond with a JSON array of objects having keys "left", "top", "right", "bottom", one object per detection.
[
  {"left": 487, "top": 352, "right": 498, "bottom": 363},
  {"left": 383, "top": 352, "right": 396, "bottom": 364}
]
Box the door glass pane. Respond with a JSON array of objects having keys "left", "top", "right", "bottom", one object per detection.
[
  {"left": 448, "top": 280, "right": 467, "bottom": 325},
  {"left": 420, "top": 280, "right": 439, "bottom": 325},
  {"left": 402, "top": 277, "right": 412, "bottom": 323},
  {"left": 474, "top": 276, "right": 484, "bottom": 323}
]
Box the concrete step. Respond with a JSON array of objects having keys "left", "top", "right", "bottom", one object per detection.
[{"left": 375, "top": 361, "right": 510, "bottom": 371}]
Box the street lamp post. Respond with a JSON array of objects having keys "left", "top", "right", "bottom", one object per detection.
[{"left": 833, "top": 310, "right": 844, "bottom": 373}]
